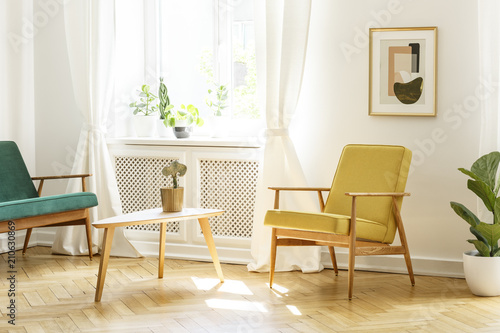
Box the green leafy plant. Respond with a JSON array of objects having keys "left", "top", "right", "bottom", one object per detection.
[
  {"left": 129, "top": 84, "right": 158, "bottom": 116},
  {"left": 158, "top": 78, "right": 174, "bottom": 120},
  {"left": 450, "top": 152, "right": 500, "bottom": 257},
  {"left": 206, "top": 84, "right": 228, "bottom": 116},
  {"left": 161, "top": 160, "right": 187, "bottom": 189},
  {"left": 166, "top": 104, "right": 204, "bottom": 128}
]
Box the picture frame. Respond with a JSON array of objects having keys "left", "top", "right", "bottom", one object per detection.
[{"left": 369, "top": 27, "right": 437, "bottom": 116}]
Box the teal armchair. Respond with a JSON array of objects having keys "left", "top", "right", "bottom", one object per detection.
[{"left": 0, "top": 141, "right": 98, "bottom": 259}]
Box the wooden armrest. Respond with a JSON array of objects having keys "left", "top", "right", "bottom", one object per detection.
[
  {"left": 32, "top": 174, "right": 93, "bottom": 195},
  {"left": 31, "top": 174, "right": 92, "bottom": 180},
  {"left": 268, "top": 186, "right": 331, "bottom": 192},
  {"left": 345, "top": 192, "right": 410, "bottom": 197},
  {"left": 269, "top": 186, "right": 331, "bottom": 211}
]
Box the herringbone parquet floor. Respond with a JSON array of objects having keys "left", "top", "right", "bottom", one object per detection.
[{"left": 1, "top": 246, "right": 500, "bottom": 332}]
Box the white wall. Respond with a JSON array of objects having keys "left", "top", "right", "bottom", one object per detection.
[{"left": 293, "top": 0, "right": 481, "bottom": 274}]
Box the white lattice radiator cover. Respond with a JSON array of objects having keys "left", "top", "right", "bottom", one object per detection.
[
  {"left": 114, "top": 156, "right": 258, "bottom": 239},
  {"left": 115, "top": 156, "right": 179, "bottom": 233},
  {"left": 199, "top": 159, "right": 258, "bottom": 238}
]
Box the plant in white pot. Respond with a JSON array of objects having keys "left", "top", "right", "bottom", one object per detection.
[
  {"left": 157, "top": 78, "right": 174, "bottom": 138},
  {"left": 206, "top": 83, "right": 229, "bottom": 138},
  {"left": 165, "top": 104, "right": 204, "bottom": 139},
  {"left": 160, "top": 160, "right": 187, "bottom": 212},
  {"left": 129, "top": 84, "right": 158, "bottom": 137},
  {"left": 450, "top": 151, "right": 500, "bottom": 296}
]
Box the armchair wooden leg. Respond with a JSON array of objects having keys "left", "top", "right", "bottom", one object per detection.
[
  {"left": 392, "top": 197, "right": 415, "bottom": 286},
  {"left": 269, "top": 228, "right": 277, "bottom": 289},
  {"left": 348, "top": 248, "right": 355, "bottom": 300},
  {"left": 404, "top": 250, "right": 415, "bottom": 286},
  {"left": 348, "top": 196, "right": 357, "bottom": 300},
  {"left": 328, "top": 246, "right": 338, "bottom": 276},
  {"left": 22, "top": 228, "right": 33, "bottom": 255},
  {"left": 85, "top": 216, "right": 93, "bottom": 261}
]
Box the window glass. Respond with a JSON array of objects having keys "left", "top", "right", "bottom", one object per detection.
[
  {"left": 159, "top": 0, "right": 214, "bottom": 122},
  {"left": 162, "top": 0, "right": 260, "bottom": 127}
]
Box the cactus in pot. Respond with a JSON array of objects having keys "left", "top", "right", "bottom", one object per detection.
[{"left": 160, "top": 161, "right": 187, "bottom": 212}]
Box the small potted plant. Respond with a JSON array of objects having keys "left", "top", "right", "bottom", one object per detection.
[
  {"left": 165, "top": 104, "right": 204, "bottom": 139},
  {"left": 160, "top": 160, "right": 187, "bottom": 212},
  {"left": 206, "top": 83, "right": 229, "bottom": 138},
  {"left": 129, "top": 84, "right": 158, "bottom": 137},
  {"left": 157, "top": 78, "right": 174, "bottom": 138},
  {"left": 450, "top": 151, "right": 500, "bottom": 296}
]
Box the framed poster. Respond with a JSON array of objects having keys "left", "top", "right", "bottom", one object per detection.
[{"left": 369, "top": 27, "right": 437, "bottom": 116}]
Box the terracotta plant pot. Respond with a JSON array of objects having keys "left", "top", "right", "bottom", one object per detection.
[{"left": 160, "top": 187, "right": 184, "bottom": 212}]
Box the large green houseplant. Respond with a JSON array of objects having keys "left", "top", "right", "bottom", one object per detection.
[{"left": 450, "top": 151, "right": 500, "bottom": 296}]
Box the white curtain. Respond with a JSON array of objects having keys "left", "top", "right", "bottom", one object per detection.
[
  {"left": 247, "top": 0, "right": 322, "bottom": 273},
  {"left": 0, "top": 1, "right": 36, "bottom": 172},
  {"left": 0, "top": 0, "right": 35, "bottom": 253},
  {"left": 51, "top": 0, "right": 140, "bottom": 257},
  {"left": 478, "top": 0, "right": 500, "bottom": 155}
]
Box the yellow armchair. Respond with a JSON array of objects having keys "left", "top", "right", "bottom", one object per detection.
[{"left": 264, "top": 144, "right": 415, "bottom": 299}]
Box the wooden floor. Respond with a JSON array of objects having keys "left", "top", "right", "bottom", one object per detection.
[{"left": 1, "top": 246, "right": 500, "bottom": 333}]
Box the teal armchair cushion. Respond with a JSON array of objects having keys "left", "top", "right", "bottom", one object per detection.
[{"left": 0, "top": 192, "right": 98, "bottom": 221}]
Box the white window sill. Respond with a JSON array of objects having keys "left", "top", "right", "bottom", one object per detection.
[{"left": 107, "top": 136, "right": 262, "bottom": 149}]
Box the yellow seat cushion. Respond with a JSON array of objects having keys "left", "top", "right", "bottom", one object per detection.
[{"left": 264, "top": 209, "right": 388, "bottom": 242}]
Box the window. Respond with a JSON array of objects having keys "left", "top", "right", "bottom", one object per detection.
[
  {"left": 114, "top": 0, "right": 261, "bottom": 138},
  {"left": 159, "top": 0, "right": 261, "bottom": 135}
]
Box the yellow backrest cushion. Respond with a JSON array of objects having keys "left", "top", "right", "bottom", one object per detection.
[{"left": 323, "top": 144, "right": 412, "bottom": 243}]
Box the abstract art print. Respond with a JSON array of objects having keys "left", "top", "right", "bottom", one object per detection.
[{"left": 369, "top": 27, "right": 437, "bottom": 116}]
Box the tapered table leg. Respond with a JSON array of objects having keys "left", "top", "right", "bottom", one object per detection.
[
  {"left": 198, "top": 217, "right": 224, "bottom": 283},
  {"left": 158, "top": 222, "right": 166, "bottom": 278},
  {"left": 94, "top": 227, "right": 115, "bottom": 302}
]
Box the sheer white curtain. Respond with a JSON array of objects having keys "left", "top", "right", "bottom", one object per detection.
[
  {"left": 0, "top": 0, "right": 35, "bottom": 253},
  {"left": 0, "top": 1, "right": 35, "bottom": 172},
  {"left": 478, "top": 0, "right": 500, "bottom": 155},
  {"left": 247, "top": 0, "right": 322, "bottom": 273},
  {"left": 51, "top": 0, "right": 140, "bottom": 257}
]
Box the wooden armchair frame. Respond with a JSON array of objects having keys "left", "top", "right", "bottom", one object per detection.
[
  {"left": 269, "top": 186, "right": 415, "bottom": 300},
  {"left": 0, "top": 174, "right": 94, "bottom": 260}
]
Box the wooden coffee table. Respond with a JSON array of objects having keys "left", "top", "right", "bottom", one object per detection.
[{"left": 92, "top": 208, "right": 224, "bottom": 302}]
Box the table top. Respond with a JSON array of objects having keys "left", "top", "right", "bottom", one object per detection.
[{"left": 92, "top": 208, "right": 224, "bottom": 228}]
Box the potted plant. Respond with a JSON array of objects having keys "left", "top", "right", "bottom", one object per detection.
[
  {"left": 160, "top": 160, "right": 187, "bottom": 212},
  {"left": 166, "top": 104, "right": 204, "bottom": 139},
  {"left": 129, "top": 84, "right": 158, "bottom": 137},
  {"left": 206, "top": 83, "right": 229, "bottom": 138},
  {"left": 157, "top": 78, "right": 174, "bottom": 138},
  {"left": 450, "top": 151, "right": 500, "bottom": 296}
]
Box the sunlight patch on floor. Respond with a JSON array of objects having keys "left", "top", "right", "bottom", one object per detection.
[
  {"left": 191, "top": 277, "right": 220, "bottom": 290},
  {"left": 286, "top": 305, "right": 302, "bottom": 316},
  {"left": 218, "top": 280, "right": 253, "bottom": 295}
]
